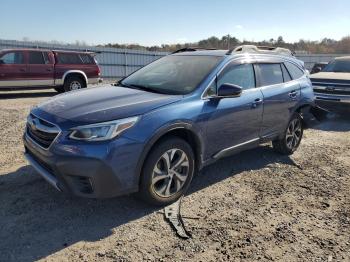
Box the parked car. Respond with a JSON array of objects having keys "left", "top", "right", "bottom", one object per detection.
[
  {"left": 23, "top": 46, "right": 317, "bottom": 205},
  {"left": 310, "top": 62, "right": 328, "bottom": 74},
  {"left": 0, "top": 48, "right": 102, "bottom": 92},
  {"left": 310, "top": 56, "right": 350, "bottom": 113}
]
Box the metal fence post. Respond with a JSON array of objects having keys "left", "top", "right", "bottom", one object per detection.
[{"left": 124, "top": 50, "right": 127, "bottom": 77}]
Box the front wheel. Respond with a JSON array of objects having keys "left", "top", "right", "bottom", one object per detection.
[
  {"left": 139, "top": 137, "right": 195, "bottom": 206},
  {"left": 273, "top": 113, "right": 303, "bottom": 155}
]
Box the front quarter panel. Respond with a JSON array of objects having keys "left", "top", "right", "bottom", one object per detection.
[{"left": 122, "top": 97, "right": 208, "bottom": 183}]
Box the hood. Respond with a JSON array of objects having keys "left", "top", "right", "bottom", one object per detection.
[
  {"left": 310, "top": 72, "right": 350, "bottom": 81},
  {"left": 37, "top": 85, "right": 182, "bottom": 124}
]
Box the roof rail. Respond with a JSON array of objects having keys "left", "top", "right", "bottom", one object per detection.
[
  {"left": 52, "top": 49, "right": 101, "bottom": 54},
  {"left": 172, "top": 47, "right": 217, "bottom": 54},
  {"left": 227, "top": 45, "right": 295, "bottom": 56}
]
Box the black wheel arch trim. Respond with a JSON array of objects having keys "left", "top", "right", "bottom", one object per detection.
[
  {"left": 134, "top": 121, "right": 205, "bottom": 188},
  {"left": 292, "top": 101, "right": 328, "bottom": 128}
]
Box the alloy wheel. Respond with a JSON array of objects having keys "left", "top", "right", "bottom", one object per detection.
[
  {"left": 286, "top": 118, "right": 302, "bottom": 150},
  {"left": 151, "top": 148, "right": 190, "bottom": 198},
  {"left": 70, "top": 81, "right": 82, "bottom": 90}
]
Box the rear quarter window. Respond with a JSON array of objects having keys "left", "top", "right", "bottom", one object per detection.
[
  {"left": 79, "top": 54, "right": 95, "bottom": 64},
  {"left": 57, "top": 53, "right": 82, "bottom": 64},
  {"left": 285, "top": 62, "right": 304, "bottom": 79}
]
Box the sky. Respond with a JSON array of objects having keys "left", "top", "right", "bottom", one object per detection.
[{"left": 1, "top": 0, "right": 350, "bottom": 46}]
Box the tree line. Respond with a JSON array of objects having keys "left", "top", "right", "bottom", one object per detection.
[{"left": 102, "top": 35, "right": 350, "bottom": 54}]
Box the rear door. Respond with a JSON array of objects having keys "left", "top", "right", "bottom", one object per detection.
[
  {"left": 0, "top": 50, "right": 27, "bottom": 87},
  {"left": 256, "top": 62, "right": 301, "bottom": 138},
  {"left": 27, "top": 51, "right": 54, "bottom": 87}
]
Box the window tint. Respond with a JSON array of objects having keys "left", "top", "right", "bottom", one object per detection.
[
  {"left": 257, "top": 64, "right": 283, "bottom": 86},
  {"left": 281, "top": 64, "right": 292, "bottom": 82},
  {"left": 285, "top": 62, "right": 304, "bottom": 79},
  {"left": 218, "top": 63, "right": 255, "bottom": 90},
  {"left": 0, "top": 52, "right": 24, "bottom": 64},
  {"left": 80, "top": 54, "right": 94, "bottom": 64},
  {"left": 29, "top": 52, "right": 45, "bottom": 64},
  {"left": 57, "top": 53, "right": 82, "bottom": 64}
]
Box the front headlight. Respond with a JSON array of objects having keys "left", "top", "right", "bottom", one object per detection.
[{"left": 69, "top": 116, "right": 139, "bottom": 141}]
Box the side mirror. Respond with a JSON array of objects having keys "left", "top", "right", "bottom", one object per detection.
[
  {"left": 217, "top": 83, "right": 242, "bottom": 98},
  {"left": 0, "top": 59, "right": 4, "bottom": 65}
]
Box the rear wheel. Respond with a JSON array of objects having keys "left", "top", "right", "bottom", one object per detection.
[
  {"left": 139, "top": 137, "right": 195, "bottom": 206},
  {"left": 273, "top": 113, "right": 303, "bottom": 155},
  {"left": 64, "top": 76, "right": 86, "bottom": 92}
]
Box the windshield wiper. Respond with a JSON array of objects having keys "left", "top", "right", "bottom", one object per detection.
[
  {"left": 127, "top": 84, "right": 165, "bottom": 94},
  {"left": 116, "top": 81, "right": 165, "bottom": 94}
]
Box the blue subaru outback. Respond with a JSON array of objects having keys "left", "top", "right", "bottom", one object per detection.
[{"left": 23, "top": 46, "right": 316, "bottom": 205}]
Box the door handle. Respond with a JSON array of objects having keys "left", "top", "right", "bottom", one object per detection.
[
  {"left": 251, "top": 98, "right": 263, "bottom": 108},
  {"left": 289, "top": 90, "right": 298, "bottom": 98},
  {"left": 46, "top": 68, "right": 52, "bottom": 72},
  {"left": 20, "top": 68, "right": 26, "bottom": 72}
]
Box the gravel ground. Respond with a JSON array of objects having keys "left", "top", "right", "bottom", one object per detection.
[{"left": 0, "top": 87, "right": 349, "bottom": 262}]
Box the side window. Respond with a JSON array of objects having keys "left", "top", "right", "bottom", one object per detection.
[
  {"left": 217, "top": 63, "right": 255, "bottom": 90},
  {"left": 284, "top": 62, "right": 304, "bottom": 79},
  {"left": 80, "top": 54, "right": 94, "bottom": 64},
  {"left": 29, "top": 52, "right": 45, "bottom": 64},
  {"left": 57, "top": 53, "right": 82, "bottom": 64},
  {"left": 256, "top": 63, "right": 283, "bottom": 86},
  {"left": 0, "top": 52, "right": 24, "bottom": 64},
  {"left": 281, "top": 64, "right": 292, "bottom": 82}
]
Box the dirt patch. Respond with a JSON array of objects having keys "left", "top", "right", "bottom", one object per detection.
[{"left": 0, "top": 88, "right": 349, "bottom": 261}]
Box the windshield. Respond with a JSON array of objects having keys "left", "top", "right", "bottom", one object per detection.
[
  {"left": 120, "top": 55, "right": 222, "bottom": 95},
  {"left": 322, "top": 60, "right": 350, "bottom": 73}
]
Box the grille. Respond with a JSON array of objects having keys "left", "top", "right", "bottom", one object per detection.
[
  {"left": 26, "top": 114, "right": 60, "bottom": 149},
  {"left": 314, "top": 88, "right": 350, "bottom": 96},
  {"left": 312, "top": 79, "right": 350, "bottom": 96}
]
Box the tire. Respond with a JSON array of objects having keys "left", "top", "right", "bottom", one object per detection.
[
  {"left": 54, "top": 86, "right": 64, "bottom": 93},
  {"left": 139, "top": 137, "right": 195, "bottom": 206},
  {"left": 273, "top": 113, "right": 303, "bottom": 155},
  {"left": 63, "top": 76, "right": 86, "bottom": 92}
]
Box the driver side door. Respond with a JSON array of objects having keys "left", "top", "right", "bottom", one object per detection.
[{"left": 203, "top": 62, "right": 264, "bottom": 159}]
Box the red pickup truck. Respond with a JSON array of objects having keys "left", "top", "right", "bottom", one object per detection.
[{"left": 0, "top": 48, "right": 102, "bottom": 92}]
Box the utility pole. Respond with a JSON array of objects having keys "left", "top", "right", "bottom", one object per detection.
[{"left": 227, "top": 34, "right": 231, "bottom": 50}]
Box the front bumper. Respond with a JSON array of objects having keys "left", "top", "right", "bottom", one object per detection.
[
  {"left": 314, "top": 92, "right": 350, "bottom": 113},
  {"left": 23, "top": 130, "right": 144, "bottom": 198},
  {"left": 24, "top": 152, "right": 62, "bottom": 192}
]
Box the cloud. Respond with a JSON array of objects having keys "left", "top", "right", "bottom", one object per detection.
[{"left": 235, "top": 25, "right": 244, "bottom": 30}]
